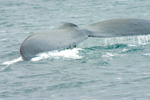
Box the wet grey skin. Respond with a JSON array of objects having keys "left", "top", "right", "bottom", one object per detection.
[{"left": 20, "top": 18, "right": 150, "bottom": 60}]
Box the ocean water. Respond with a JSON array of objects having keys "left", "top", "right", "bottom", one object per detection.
[{"left": 1, "top": 0, "right": 150, "bottom": 99}]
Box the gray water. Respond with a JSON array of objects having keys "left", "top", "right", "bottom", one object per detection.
[{"left": 1, "top": 0, "right": 150, "bottom": 100}]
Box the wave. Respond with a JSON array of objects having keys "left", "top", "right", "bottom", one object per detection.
[{"left": 84, "top": 44, "right": 128, "bottom": 50}]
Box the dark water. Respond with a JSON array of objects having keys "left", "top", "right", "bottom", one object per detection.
[{"left": 1, "top": 0, "right": 150, "bottom": 100}]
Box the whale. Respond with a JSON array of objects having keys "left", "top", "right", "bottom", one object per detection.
[{"left": 20, "top": 18, "right": 150, "bottom": 60}]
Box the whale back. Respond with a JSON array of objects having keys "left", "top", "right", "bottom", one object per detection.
[
  {"left": 20, "top": 26, "right": 88, "bottom": 60},
  {"left": 20, "top": 18, "right": 150, "bottom": 60},
  {"left": 87, "top": 18, "right": 150, "bottom": 37}
]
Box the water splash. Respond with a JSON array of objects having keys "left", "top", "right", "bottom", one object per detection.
[
  {"left": 104, "top": 35, "right": 150, "bottom": 45},
  {"left": 2, "top": 57, "right": 23, "bottom": 66},
  {"left": 31, "top": 48, "right": 83, "bottom": 61}
]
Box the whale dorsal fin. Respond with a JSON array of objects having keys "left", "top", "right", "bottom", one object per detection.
[{"left": 59, "top": 23, "right": 78, "bottom": 29}]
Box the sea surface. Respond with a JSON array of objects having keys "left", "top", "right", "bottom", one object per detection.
[{"left": 1, "top": 0, "right": 150, "bottom": 100}]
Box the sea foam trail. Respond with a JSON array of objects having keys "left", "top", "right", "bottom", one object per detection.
[
  {"left": 31, "top": 48, "right": 83, "bottom": 61},
  {"left": 2, "top": 57, "right": 23, "bottom": 66}
]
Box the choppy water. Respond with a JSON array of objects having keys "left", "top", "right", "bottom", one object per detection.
[{"left": 1, "top": 0, "right": 150, "bottom": 100}]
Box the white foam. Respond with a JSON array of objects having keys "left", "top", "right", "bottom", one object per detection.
[
  {"left": 31, "top": 48, "right": 83, "bottom": 61},
  {"left": 2, "top": 57, "right": 23, "bottom": 66},
  {"left": 143, "top": 53, "right": 150, "bottom": 56},
  {"left": 0, "top": 30, "right": 6, "bottom": 33},
  {"left": 102, "top": 52, "right": 115, "bottom": 57},
  {"left": 121, "top": 48, "right": 128, "bottom": 52}
]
